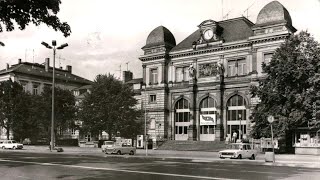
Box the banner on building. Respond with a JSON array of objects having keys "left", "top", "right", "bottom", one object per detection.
[{"left": 200, "top": 114, "right": 216, "bottom": 125}]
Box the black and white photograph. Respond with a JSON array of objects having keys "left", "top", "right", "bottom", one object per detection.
[{"left": 0, "top": 0, "right": 320, "bottom": 179}]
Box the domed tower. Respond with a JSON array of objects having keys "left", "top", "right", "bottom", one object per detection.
[
  {"left": 139, "top": 26, "right": 176, "bottom": 85},
  {"left": 252, "top": 1, "right": 296, "bottom": 36},
  {"left": 138, "top": 26, "right": 176, "bottom": 142}
]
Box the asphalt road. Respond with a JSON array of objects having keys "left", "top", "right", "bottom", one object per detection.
[{"left": 0, "top": 151, "right": 319, "bottom": 180}]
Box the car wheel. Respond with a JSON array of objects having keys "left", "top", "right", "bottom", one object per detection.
[
  {"left": 250, "top": 154, "right": 255, "bottom": 160},
  {"left": 117, "top": 151, "right": 122, "bottom": 155},
  {"left": 129, "top": 150, "right": 134, "bottom": 155},
  {"left": 2, "top": 146, "right": 5, "bottom": 149},
  {"left": 237, "top": 154, "right": 242, "bottom": 159},
  {"left": 12, "top": 146, "right": 16, "bottom": 150}
]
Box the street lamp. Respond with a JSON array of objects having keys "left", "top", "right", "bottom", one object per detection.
[
  {"left": 0, "top": 41, "right": 5, "bottom": 46},
  {"left": 41, "top": 40, "right": 68, "bottom": 151},
  {"left": 143, "top": 84, "right": 148, "bottom": 156}
]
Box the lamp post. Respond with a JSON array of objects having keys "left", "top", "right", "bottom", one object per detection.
[
  {"left": 143, "top": 84, "right": 148, "bottom": 156},
  {"left": 41, "top": 40, "right": 68, "bottom": 151}
]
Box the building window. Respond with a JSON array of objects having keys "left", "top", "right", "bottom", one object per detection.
[
  {"left": 226, "top": 95, "right": 248, "bottom": 138},
  {"left": 175, "top": 126, "right": 188, "bottom": 134},
  {"left": 149, "top": 118, "right": 155, "bottom": 130},
  {"left": 264, "top": 53, "right": 273, "bottom": 65},
  {"left": 33, "top": 84, "right": 39, "bottom": 95},
  {"left": 175, "top": 99, "right": 190, "bottom": 122},
  {"left": 200, "top": 97, "right": 217, "bottom": 134},
  {"left": 175, "top": 67, "right": 189, "bottom": 82},
  {"left": 150, "top": 95, "right": 156, "bottom": 103},
  {"left": 150, "top": 68, "right": 158, "bottom": 84},
  {"left": 227, "top": 58, "right": 247, "bottom": 77}
]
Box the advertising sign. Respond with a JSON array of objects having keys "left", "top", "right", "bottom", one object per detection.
[{"left": 200, "top": 114, "right": 216, "bottom": 125}]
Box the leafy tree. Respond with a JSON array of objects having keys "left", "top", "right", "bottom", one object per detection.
[
  {"left": 0, "top": 79, "right": 28, "bottom": 140},
  {"left": 40, "top": 86, "right": 77, "bottom": 140},
  {"left": 79, "top": 74, "right": 141, "bottom": 140},
  {"left": 0, "top": 0, "right": 71, "bottom": 37},
  {"left": 250, "top": 31, "right": 320, "bottom": 138}
]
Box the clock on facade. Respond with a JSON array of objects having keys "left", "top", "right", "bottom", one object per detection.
[{"left": 203, "top": 29, "right": 214, "bottom": 40}]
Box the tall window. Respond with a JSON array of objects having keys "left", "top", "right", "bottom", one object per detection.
[
  {"left": 227, "top": 58, "right": 247, "bottom": 77},
  {"left": 175, "top": 67, "right": 189, "bottom": 82},
  {"left": 227, "top": 95, "right": 247, "bottom": 121},
  {"left": 33, "top": 84, "right": 39, "bottom": 95},
  {"left": 200, "top": 97, "right": 217, "bottom": 135},
  {"left": 175, "top": 99, "right": 190, "bottom": 122},
  {"left": 150, "top": 68, "right": 158, "bottom": 84}
]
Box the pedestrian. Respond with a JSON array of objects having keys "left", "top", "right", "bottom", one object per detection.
[{"left": 233, "top": 131, "right": 237, "bottom": 143}]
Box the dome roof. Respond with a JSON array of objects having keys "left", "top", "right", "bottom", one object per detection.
[
  {"left": 143, "top": 26, "right": 176, "bottom": 49},
  {"left": 256, "top": 1, "right": 292, "bottom": 26}
]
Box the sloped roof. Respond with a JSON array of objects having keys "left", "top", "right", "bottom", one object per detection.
[
  {"left": 126, "top": 78, "right": 143, "bottom": 84},
  {"left": 170, "top": 17, "right": 254, "bottom": 52},
  {"left": 0, "top": 62, "right": 92, "bottom": 85}
]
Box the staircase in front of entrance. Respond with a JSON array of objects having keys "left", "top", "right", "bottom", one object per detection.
[{"left": 156, "top": 140, "right": 226, "bottom": 152}]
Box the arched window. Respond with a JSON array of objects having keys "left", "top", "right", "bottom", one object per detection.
[
  {"left": 174, "top": 99, "right": 190, "bottom": 136},
  {"left": 226, "top": 95, "right": 247, "bottom": 137},
  {"left": 200, "top": 97, "right": 217, "bottom": 135}
]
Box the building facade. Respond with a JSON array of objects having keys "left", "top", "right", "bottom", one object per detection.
[
  {"left": 136, "top": 1, "right": 296, "bottom": 142},
  {"left": 0, "top": 58, "right": 92, "bottom": 140}
]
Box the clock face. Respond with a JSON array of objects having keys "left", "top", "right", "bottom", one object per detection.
[{"left": 203, "top": 29, "right": 214, "bottom": 40}]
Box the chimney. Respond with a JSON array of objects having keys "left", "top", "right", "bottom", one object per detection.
[
  {"left": 122, "top": 71, "right": 133, "bottom": 83},
  {"left": 66, "top": 65, "right": 72, "bottom": 73},
  {"left": 6, "top": 63, "right": 9, "bottom": 70},
  {"left": 45, "top": 58, "right": 50, "bottom": 72},
  {"left": 18, "top": 59, "right": 22, "bottom": 64}
]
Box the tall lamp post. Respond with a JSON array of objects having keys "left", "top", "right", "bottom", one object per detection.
[{"left": 41, "top": 40, "right": 68, "bottom": 151}]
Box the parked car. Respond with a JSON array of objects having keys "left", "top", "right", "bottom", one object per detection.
[
  {"left": 105, "top": 143, "right": 136, "bottom": 155},
  {"left": 1, "top": 140, "right": 23, "bottom": 150},
  {"left": 101, "top": 141, "right": 115, "bottom": 152},
  {"left": 218, "top": 143, "right": 257, "bottom": 160}
]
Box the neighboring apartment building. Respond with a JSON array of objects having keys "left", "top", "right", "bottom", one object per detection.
[
  {"left": 0, "top": 58, "right": 92, "bottom": 140},
  {"left": 131, "top": 1, "right": 296, "bottom": 142}
]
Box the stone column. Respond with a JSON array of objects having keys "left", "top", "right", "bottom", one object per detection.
[
  {"left": 215, "top": 55, "right": 225, "bottom": 141},
  {"left": 188, "top": 60, "right": 197, "bottom": 141},
  {"left": 142, "top": 65, "right": 146, "bottom": 85},
  {"left": 161, "top": 62, "right": 166, "bottom": 84}
]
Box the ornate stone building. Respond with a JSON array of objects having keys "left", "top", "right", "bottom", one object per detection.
[{"left": 136, "top": 1, "right": 296, "bottom": 142}]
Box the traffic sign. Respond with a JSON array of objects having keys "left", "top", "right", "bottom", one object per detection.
[{"left": 267, "top": 115, "right": 274, "bottom": 123}]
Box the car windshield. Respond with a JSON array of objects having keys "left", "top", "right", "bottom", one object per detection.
[
  {"left": 227, "top": 144, "right": 242, "bottom": 150},
  {"left": 105, "top": 141, "right": 114, "bottom": 145}
]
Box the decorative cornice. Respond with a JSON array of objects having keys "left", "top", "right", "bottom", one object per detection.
[{"left": 170, "top": 42, "right": 251, "bottom": 59}]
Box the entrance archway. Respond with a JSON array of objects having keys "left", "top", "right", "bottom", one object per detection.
[{"left": 174, "top": 98, "right": 190, "bottom": 140}]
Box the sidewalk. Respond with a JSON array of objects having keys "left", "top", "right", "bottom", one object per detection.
[{"left": 5, "top": 145, "right": 320, "bottom": 169}]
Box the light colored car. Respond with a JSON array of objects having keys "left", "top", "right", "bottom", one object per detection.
[
  {"left": 101, "top": 141, "right": 115, "bottom": 152},
  {"left": 1, "top": 140, "right": 23, "bottom": 149},
  {"left": 218, "top": 143, "right": 257, "bottom": 160},
  {"left": 105, "top": 143, "right": 136, "bottom": 155}
]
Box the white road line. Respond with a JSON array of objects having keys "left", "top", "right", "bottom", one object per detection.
[{"left": 0, "top": 159, "right": 236, "bottom": 180}]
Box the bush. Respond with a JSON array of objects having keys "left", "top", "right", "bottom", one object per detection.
[{"left": 56, "top": 139, "right": 78, "bottom": 146}]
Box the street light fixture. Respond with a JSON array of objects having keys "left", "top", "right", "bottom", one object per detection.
[
  {"left": 41, "top": 40, "right": 68, "bottom": 151},
  {"left": 0, "top": 41, "right": 5, "bottom": 46}
]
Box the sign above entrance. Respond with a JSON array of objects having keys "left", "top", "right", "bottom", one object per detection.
[{"left": 200, "top": 114, "right": 216, "bottom": 125}]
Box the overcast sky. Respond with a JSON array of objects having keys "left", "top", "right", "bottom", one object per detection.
[{"left": 0, "top": 0, "right": 319, "bottom": 81}]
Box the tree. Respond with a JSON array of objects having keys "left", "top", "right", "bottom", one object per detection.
[
  {"left": 0, "top": 0, "right": 71, "bottom": 37},
  {"left": 40, "top": 86, "right": 77, "bottom": 140},
  {"left": 79, "top": 74, "right": 141, "bottom": 140},
  {"left": 0, "top": 79, "right": 28, "bottom": 140},
  {"left": 250, "top": 31, "right": 320, "bottom": 138}
]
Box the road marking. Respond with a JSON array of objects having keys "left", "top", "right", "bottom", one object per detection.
[{"left": 0, "top": 159, "right": 236, "bottom": 180}]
